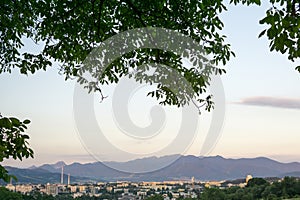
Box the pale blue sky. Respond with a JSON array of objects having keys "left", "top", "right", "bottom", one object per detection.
[{"left": 1, "top": 2, "right": 300, "bottom": 167}]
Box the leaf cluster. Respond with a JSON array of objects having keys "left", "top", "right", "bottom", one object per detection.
[
  {"left": 0, "top": 115, "right": 33, "bottom": 182},
  {"left": 1, "top": 0, "right": 234, "bottom": 110},
  {"left": 258, "top": 0, "right": 300, "bottom": 70},
  {"left": 1, "top": 0, "right": 299, "bottom": 110}
]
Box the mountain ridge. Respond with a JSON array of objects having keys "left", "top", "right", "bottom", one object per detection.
[
  {"left": 2, "top": 166, "right": 98, "bottom": 184},
  {"left": 4, "top": 155, "right": 300, "bottom": 183}
]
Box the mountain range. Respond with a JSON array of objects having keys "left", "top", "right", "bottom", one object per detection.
[
  {"left": 4, "top": 155, "right": 300, "bottom": 184},
  {"left": 2, "top": 166, "right": 97, "bottom": 184}
]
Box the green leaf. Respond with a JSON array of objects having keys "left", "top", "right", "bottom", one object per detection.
[
  {"left": 23, "top": 119, "right": 31, "bottom": 124},
  {"left": 22, "top": 135, "right": 30, "bottom": 139},
  {"left": 0, "top": 118, "right": 12, "bottom": 129},
  {"left": 258, "top": 29, "right": 266, "bottom": 38},
  {"left": 10, "top": 117, "right": 20, "bottom": 126}
]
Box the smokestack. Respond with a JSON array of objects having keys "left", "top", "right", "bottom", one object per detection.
[
  {"left": 61, "top": 165, "right": 64, "bottom": 184},
  {"left": 68, "top": 174, "right": 70, "bottom": 185}
]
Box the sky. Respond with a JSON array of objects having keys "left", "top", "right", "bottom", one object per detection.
[{"left": 1, "top": 2, "right": 300, "bottom": 168}]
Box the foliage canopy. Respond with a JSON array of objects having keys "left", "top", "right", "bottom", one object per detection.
[
  {"left": 0, "top": 114, "right": 33, "bottom": 182},
  {"left": 1, "top": 0, "right": 299, "bottom": 108}
]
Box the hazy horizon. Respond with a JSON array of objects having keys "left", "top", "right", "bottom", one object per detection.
[{"left": 4, "top": 153, "right": 300, "bottom": 169}]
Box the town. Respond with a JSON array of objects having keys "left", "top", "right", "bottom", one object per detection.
[
  {"left": 2, "top": 174, "right": 300, "bottom": 199},
  {"left": 1, "top": 175, "right": 258, "bottom": 199}
]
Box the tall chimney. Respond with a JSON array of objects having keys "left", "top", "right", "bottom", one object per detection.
[
  {"left": 61, "top": 165, "right": 64, "bottom": 184},
  {"left": 68, "top": 174, "right": 70, "bottom": 185}
]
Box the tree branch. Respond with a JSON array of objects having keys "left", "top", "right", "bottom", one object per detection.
[
  {"left": 97, "top": 0, "right": 105, "bottom": 40},
  {"left": 123, "top": 0, "right": 147, "bottom": 27}
]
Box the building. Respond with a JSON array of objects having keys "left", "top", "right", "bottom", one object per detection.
[
  {"left": 15, "top": 184, "right": 33, "bottom": 194},
  {"left": 5, "top": 184, "right": 15, "bottom": 192},
  {"left": 46, "top": 183, "right": 58, "bottom": 196},
  {"left": 246, "top": 175, "right": 253, "bottom": 184}
]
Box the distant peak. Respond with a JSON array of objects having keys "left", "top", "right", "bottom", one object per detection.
[
  {"left": 28, "top": 165, "right": 37, "bottom": 169},
  {"left": 206, "top": 155, "right": 224, "bottom": 159},
  {"left": 55, "top": 161, "right": 66, "bottom": 165},
  {"left": 51, "top": 161, "right": 66, "bottom": 169},
  {"left": 215, "top": 155, "right": 224, "bottom": 158}
]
